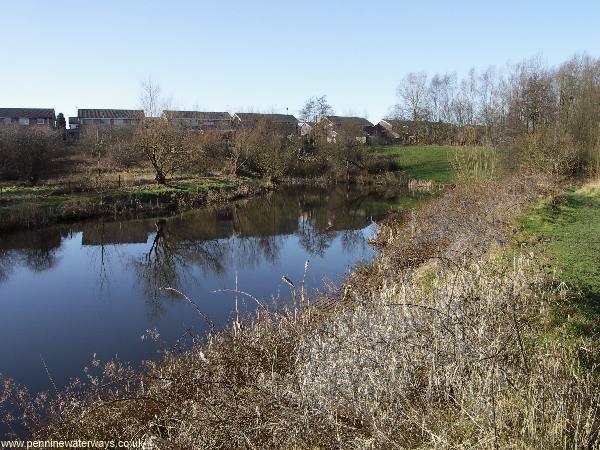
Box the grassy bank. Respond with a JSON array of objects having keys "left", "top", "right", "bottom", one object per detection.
[
  {"left": 516, "top": 181, "right": 600, "bottom": 361},
  {"left": 0, "top": 176, "right": 268, "bottom": 232}
]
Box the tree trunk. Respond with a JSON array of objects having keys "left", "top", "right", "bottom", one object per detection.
[{"left": 155, "top": 172, "right": 166, "bottom": 184}]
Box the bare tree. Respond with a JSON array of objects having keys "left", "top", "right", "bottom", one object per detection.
[
  {"left": 134, "top": 117, "right": 195, "bottom": 184},
  {"left": 439, "top": 72, "right": 457, "bottom": 123},
  {"left": 428, "top": 74, "right": 444, "bottom": 122},
  {"left": 140, "top": 77, "right": 167, "bottom": 117},
  {"left": 395, "top": 71, "right": 430, "bottom": 121},
  {"left": 0, "top": 126, "right": 60, "bottom": 183},
  {"left": 299, "top": 95, "right": 333, "bottom": 124}
]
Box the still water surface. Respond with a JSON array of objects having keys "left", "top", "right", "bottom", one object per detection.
[{"left": 0, "top": 185, "right": 420, "bottom": 394}]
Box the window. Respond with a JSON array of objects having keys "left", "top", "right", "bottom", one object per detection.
[
  {"left": 114, "top": 119, "right": 124, "bottom": 126},
  {"left": 2, "top": 118, "right": 11, "bottom": 125},
  {"left": 18, "top": 118, "right": 29, "bottom": 126},
  {"left": 102, "top": 119, "right": 111, "bottom": 126},
  {"left": 37, "top": 118, "right": 45, "bottom": 125}
]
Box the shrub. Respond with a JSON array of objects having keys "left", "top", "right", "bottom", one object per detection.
[
  {"left": 0, "top": 126, "right": 61, "bottom": 182},
  {"left": 363, "top": 153, "right": 401, "bottom": 174},
  {"left": 451, "top": 146, "right": 499, "bottom": 181}
]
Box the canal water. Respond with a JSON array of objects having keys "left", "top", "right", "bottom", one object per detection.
[{"left": 0, "top": 185, "right": 422, "bottom": 395}]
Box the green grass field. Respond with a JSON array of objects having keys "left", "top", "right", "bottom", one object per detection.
[
  {"left": 374, "top": 145, "right": 463, "bottom": 183},
  {"left": 517, "top": 182, "right": 600, "bottom": 347}
]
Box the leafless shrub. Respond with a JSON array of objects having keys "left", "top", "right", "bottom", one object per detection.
[
  {"left": 297, "top": 256, "right": 599, "bottom": 448},
  {"left": 133, "top": 117, "right": 196, "bottom": 184},
  {"left": 0, "top": 126, "right": 61, "bottom": 182}
]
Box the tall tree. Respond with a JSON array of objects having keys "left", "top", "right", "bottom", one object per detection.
[
  {"left": 55, "top": 113, "right": 66, "bottom": 129},
  {"left": 395, "top": 71, "right": 429, "bottom": 121},
  {"left": 140, "top": 77, "right": 166, "bottom": 117},
  {"left": 299, "top": 95, "right": 333, "bottom": 123}
]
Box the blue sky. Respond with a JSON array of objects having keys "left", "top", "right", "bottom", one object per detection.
[{"left": 1, "top": 0, "right": 598, "bottom": 122}]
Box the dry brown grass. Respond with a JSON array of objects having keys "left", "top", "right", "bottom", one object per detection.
[{"left": 2, "top": 174, "right": 598, "bottom": 449}]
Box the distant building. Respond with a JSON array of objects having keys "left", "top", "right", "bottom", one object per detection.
[
  {"left": 73, "top": 109, "right": 145, "bottom": 129},
  {"left": 232, "top": 113, "right": 299, "bottom": 135},
  {"left": 0, "top": 108, "right": 56, "bottom": 127},
  {"left": 163, "top": 111, "right": 233, "bottom": 131},
  {"left": 367, "top": 119, "right": 402, "bottom": 145},
  {"left": 298, "top": 121, "right": 312, "bottom": 137},
  {"left": 320, "top": 115, "right": 373, "bottom": 143}
]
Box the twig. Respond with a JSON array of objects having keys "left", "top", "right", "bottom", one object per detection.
[
  {"left": 210, "top": 288, "right": 268, "bottom": 310},
  {"left": 161, "top": 287, "right": 216, "bottom": 330}
]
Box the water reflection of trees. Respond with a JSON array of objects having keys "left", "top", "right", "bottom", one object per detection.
[
  {"left": 0, "top": 185, "right": 401, "bottom": 311},
  {"left": 0, "top": 229, "right": 62, "bottom": 282}
]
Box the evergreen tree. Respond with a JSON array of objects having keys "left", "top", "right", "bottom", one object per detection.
[{"left": 55, "top": 113, "right": 66, "bottom": 129}]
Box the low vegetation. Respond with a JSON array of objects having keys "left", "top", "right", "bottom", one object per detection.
[
  {"left": 3, "top": 173, "right": 598, "bottom": 448},
  {"left": 0, "top": 177, "right": 267, "bottom": 232}
]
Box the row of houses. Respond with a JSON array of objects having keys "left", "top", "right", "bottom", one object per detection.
[
  {"left": 65, "top": 109, "right": 374, "bottom": 142},
  {"left": 2, "top": 107, "right": 462, "bottom": 145}
]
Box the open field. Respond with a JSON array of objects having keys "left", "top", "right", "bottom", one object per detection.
[{"left": 374, "top": 145, "right": 466, "bottom": 183}]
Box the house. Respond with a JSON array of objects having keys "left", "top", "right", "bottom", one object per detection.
[
  {"left": 163, "top": 111, "right": 233, "bottom": 131},
  {"left": 0, "top": 108, "right": 56, "bottom": 127},
  {"left": 73, "top": 109, "right": 145, "bottom": 128},
  {"left": 319, "top": 115, "right": 373, "bottom": 143},
  {"left": 298, "top": 121, "right": 312, "bottom": 137},
  {"left": 367, "top": 119, "right": 403, "bottom": 145},
  {"left": 232, "top": 113, "right": 299, "bottom": 135}
]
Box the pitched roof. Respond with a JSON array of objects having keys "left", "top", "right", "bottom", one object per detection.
[
  {"left": 324, "top": 116, "right": 373, "bottom": 128},
  {"left": 164, "top": 111, "right": 232, "bottom": 121},
  {"left": 235, "top": 113, "right": 298, "bottom": 123},
  {"left": 78, "top": 109, "right": 144, "bottom": 119},
  {"left": 0, "top": 108, "right": 55, "bottom": 119}
]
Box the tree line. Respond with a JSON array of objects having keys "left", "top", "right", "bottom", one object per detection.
[{"left": 392, "top": 54, "right": 600, "bottom": 175}]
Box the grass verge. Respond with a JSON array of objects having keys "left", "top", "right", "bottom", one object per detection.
[{"left": 515, "top": 181, "right": 600, "bottom": 364}]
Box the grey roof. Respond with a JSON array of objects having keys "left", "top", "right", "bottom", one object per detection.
[
  {"left": 324, "top": 116, "right": 373, "bottom": 128},
  {"left": 235, "top": 113, "right": 298, "bottom": 124},
  {"left": 164, "top": 111, "right": 232, "bottom": 120},
  {"left": 0, "top": 108, "right": 55, "bottom": 119},
  {"left": 78, "top": 109, "right": 144, "bottom": 119}
]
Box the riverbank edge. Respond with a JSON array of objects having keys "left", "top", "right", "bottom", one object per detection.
[
  {"left": 0, "top": 178, "right": 274, "bottom": 233},
  {"left": 0, "top": 173, "right": 420, "bottom": 234}
]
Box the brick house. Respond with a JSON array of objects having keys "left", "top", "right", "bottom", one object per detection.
[{"left": 0, "top": 108, "right": 56, "bottom": 127}]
